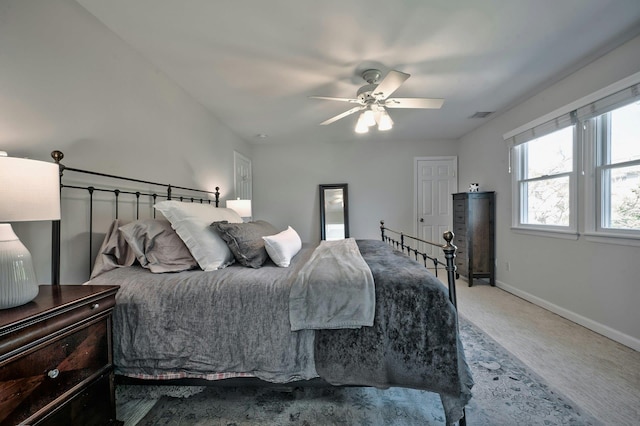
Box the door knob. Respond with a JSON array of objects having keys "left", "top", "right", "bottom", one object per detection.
[{"left": 419, "top": 218, "right": 424, "bottom": 222}]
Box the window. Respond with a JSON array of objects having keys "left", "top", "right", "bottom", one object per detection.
[
  {"left": 517, "top": 127, "right": 575, "bottom": 228},
  {"left": 595, "top": 101, "right": 640, "bottom": 233},
  {"left": 507, "top": 75, "right": 640, "bottom": 242}
]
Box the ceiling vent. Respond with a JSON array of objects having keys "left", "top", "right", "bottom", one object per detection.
[{"left": 469, "top": 111, "right": 493, "bottom": 118}]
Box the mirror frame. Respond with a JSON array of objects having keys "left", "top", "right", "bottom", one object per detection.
[{"left": 319, "top": 183, "right": 349, "bottom": 240}]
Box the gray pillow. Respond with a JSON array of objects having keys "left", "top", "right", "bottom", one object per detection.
[
  {"left": 211, "top": 220, "right": 279, "bottom": 268},
  {"left": 119, "top": 219, "right": 198, "bottom": 273},
  {"left": 90, "top": 219, "right": 136, "bottom": 279}
]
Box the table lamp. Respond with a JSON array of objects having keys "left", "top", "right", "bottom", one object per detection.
[
  {"left": 0, "top": 153, "right": 60, "bottom": 309},
  {"left": 226, "top": 198, "right": 252, "bottom": 222}
]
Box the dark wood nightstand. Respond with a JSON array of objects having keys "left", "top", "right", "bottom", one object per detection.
[{"left": 0, "top": 285, "right": 120, "bottom": 425}]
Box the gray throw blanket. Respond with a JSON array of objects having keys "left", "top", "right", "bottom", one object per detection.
[{"left": 289, "top": 238, "right": 375, "bottom": 331}]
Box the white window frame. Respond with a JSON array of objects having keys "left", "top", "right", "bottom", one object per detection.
[
  {"left": 583, "top": 106, "right": 640, "bottom": 246},
  {"left": 506, "top": 71, "right": 640, "bottom": 245},
  {"left": 511, "top": 127, "right": 579, "bottom": 239}
]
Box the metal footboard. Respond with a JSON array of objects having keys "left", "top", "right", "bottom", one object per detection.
[{"left": 379, "top": 221, "right": 459, "bottom": 311}]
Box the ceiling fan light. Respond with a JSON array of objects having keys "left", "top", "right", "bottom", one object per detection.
[
  {"left": 363, "top": 109, "right": 376, "bottom": 127},
  {"left": 355, "top": 113, "right": 369, "bottom": 133},
  {"left": 377, "top": 111, "right": 393, "bottom": 131}
]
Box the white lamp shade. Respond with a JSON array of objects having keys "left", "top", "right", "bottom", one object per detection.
[
  {"left": 354, "top": 113, "right": 369, "bottom": 134},
  {"left": 377, "top": 110, "right": 394, "bottom": 131},
  {"left": 0, "top": 156, "right": 61, "bottom": 222},
  {"left": 362, "top": 109, "right": 376, "bottom": 127},
  {"left": 226, "top": 199, "right": 252, "bottom": 218},
  {"left": 0, "top": 155, "right": 60, "bottom": 309}
]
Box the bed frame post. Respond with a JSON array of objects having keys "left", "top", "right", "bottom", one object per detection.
[
  {"left": 442, "top": 231, "right": 458, "bottom": 309},
  {"left": 443, "top": 229, "right": 465, "bottom": 425},
  {"left": 51, "top": 220, "right": 60, "bottom": 286},
  {"left": 51, "top": 150, "right": 64, "bottom": 286}
]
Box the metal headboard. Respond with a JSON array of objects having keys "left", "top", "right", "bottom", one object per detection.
[{"left": 50, "top": 150, "right": 220, "bottom": 285}]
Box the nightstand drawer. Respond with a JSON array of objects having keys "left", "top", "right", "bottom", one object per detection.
[
  {"left": 38, "top": 373, "right": 113, "bottom": 426},
  {"left": 0, "top": 290, "right": 115, "bottom": 360},
  {"left": 0, "top": 318, "right": 109, "bottom": 425}
]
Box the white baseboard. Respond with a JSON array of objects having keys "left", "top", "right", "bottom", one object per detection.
[{"left": 496, "top": 280, "right": 640, "bottom": 352}]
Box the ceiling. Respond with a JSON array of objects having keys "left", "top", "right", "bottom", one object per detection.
[{"left": 75, "top": 0, "right": 640, "bottom": 145}]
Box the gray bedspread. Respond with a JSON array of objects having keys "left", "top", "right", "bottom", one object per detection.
[
  {"left": 289, "top": 238, "right": 375, "bottom": 331},
  {"left": 88, "top": 239, "right": 472, "bottom": 425},
  {"left": 315, "top": 239, "right": 473, "bottom": 424},
  {"left": 89, "top": 246, "right": 318, "bottom": 383}
]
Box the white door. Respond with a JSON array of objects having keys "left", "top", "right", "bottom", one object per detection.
[
  {"left": 415, "top": 157, "right": 457, "bottom": 263},
  {"left": 234, "top": 151, "right": 252, "bottom": 200}
]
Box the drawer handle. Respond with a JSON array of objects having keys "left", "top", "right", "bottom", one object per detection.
[
  {"left": 91, "top": 303, "right": 100, "bottom": 310},
  {"left": 47, "top": 369, "right": 60, "bottom": 379}
]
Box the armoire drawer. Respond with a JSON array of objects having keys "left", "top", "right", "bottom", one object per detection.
[
  {"left": 453, "top": 200, "right": 466, "bottom": 213},
  {"left": 453, "top": 236, "right": 466, "bottom": 249},
  {"left": 453, "top": 223, "right": 466, "bottom": 237}
]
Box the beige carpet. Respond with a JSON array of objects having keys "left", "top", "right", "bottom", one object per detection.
[
  {"left": 117, "top": 316, "right": 603, "bottom": 425},
  {"left": 451, "top": 278, "right": 640, "bottom": 426}
]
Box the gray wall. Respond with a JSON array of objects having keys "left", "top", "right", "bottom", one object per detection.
[
  {"left": 0, "top": 0, "right": 251, "bottom": 283},
  {"left": 457, "top": 35, "right": 640, "bottom": 349},
  {"left": 252, "top": 138, "right": 458, "bottom": 244}
]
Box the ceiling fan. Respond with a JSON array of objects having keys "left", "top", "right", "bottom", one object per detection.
[{"left": 310, "top": 69, "right": 444, "bottom": 133}]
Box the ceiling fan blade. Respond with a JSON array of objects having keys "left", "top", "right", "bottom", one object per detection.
[
  {"left": 320, "top": 106, "right": 364, "bottom": 125},
  {"left": 384, "top": 97, "right": 445, "bottom": 109},
  {"left": 372, "top": 70, "right": 410, "bottom": 100},
  {"left": 309, "top": 96, "right": 360, "bottom": 103}
]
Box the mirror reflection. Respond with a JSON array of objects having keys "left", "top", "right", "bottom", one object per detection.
[{"left": 319, "top": 184, "right": 349, "bottom": 240}]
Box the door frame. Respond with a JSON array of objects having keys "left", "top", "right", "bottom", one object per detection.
[{"left": 413, "top": 156, "right": 458, "bottom": 238}]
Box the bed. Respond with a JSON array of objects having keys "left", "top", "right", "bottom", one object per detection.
[{"left": 51, "top": 151, "right": 473, "bottom": 425}]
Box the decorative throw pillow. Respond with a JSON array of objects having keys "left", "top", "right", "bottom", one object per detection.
[
  {"left": 90, "top": 219, "right": 136, "bottom": 279},
  {"left": 154, "top": 201, "right": 243, "bottom": 271},
  {"left": 119, "top": 219, "right": 198, "bottom": 273},
  {"left": 211, "top": 220, "right": 279, "bottom": 268},
  {"left": 262, "top": 226, "right": 302, "bottom": 267}
]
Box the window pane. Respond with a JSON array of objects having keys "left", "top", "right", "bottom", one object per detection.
[
  {"left": 610, "top": 102, "right": 640, "bottom": 164},
  {"left": 523, "top": 177, "right": 570, "bottom": 226},
  {"left": 524, "top": 126, "right": 573, "bottom": 179},
  {"left": 605, "top": 165, "right": 640, "bottom": 230}
]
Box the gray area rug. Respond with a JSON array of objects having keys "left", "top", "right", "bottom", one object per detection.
[{"left": 117, "top": 317, "right": 603, "bottom": 425}]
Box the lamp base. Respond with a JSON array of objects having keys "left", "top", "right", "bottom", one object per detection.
[{"left": 0, "top": 224, "right": 39, "bottom": 309}]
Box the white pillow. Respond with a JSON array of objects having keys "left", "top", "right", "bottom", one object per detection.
[
  {"left": 154, "top": 200, "right": 242, "bottom": 271},
  {"left": 262, "top": 226, "right": 302, "bottom": 267}
]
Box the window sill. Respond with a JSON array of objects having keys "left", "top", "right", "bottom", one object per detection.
[
  {"left": 510, "top": 227, "right": 579, "bottom": 240},
  {"left": 583, "top": 232, "right": 640, "bottom": 247}
]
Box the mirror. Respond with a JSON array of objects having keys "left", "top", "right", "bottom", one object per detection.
[{"left": 319, "top": 183, "right": 349, "bottom": 240}]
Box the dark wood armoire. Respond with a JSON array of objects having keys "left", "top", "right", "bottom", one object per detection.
[{"left": 452, "top": 191, "right": 495, "bottom": 286}]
